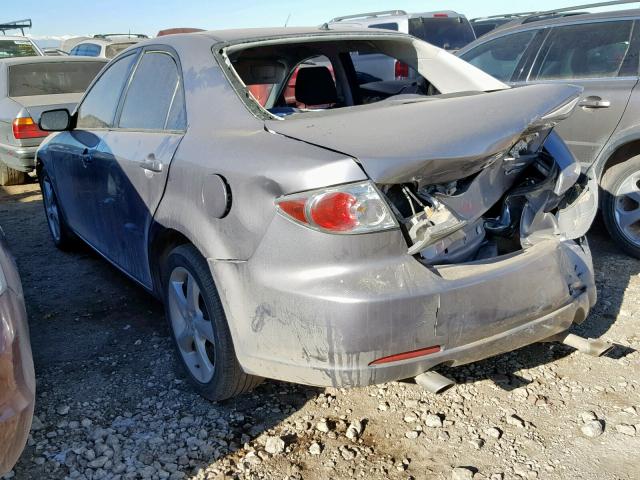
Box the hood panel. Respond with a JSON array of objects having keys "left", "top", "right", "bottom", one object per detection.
[{"left": 266, "top": 84, "right": 582, "bottom": 185}]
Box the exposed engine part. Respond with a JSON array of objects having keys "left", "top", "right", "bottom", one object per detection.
[
  {"left": 403, "top": 188, "right": 469, "bottom": 256},
  {"left": 381, "top": 131, "right": 594, "bottom": 266}
]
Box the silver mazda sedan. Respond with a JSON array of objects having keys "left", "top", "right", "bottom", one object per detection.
[{"left": 36, "top": 28, "right": 600, "bottom": 400}]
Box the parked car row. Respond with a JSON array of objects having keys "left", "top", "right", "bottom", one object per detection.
[
  {"left": 0, "top": 57, "right": 107, "bottom": 185},
  {"left": 458, "top": 7, "right": 640, "bottom": 259},
  {"left": 2, "top": 2, "right": 640, "bottom": 474}
]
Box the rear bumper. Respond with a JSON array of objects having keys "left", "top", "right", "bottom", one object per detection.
[
  {"left": 0, "top": 143, "right": 38, "bottom": 172},
  {"left": 210, "top": 214, "right": 596, "bottom": 388}
]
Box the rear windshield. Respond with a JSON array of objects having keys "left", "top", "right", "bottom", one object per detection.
[
  {"left": 105, "top": 43, "right": 136, "bottom": 59},
  {"left": 0, "top": 39, "right": 38, "bottom": 59},
  {"left": 9, "top": 61, "right": 105, "bottom": 97},
  {"left": 409, "top": 17, "right": 476, "bottom": 50}
]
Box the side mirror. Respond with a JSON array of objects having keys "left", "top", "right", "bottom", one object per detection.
[{"left": 39, "top": 109, "right": 72, "bottom": 132}]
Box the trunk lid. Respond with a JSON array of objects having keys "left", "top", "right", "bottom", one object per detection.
[
  {"left": 10, "top": 93, "right": 83, "bottom": 123},
  {"left": 266, "top": 83, "right": 581, "bottom": 185}
]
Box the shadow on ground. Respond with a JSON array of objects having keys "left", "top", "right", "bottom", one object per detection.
[{"left": 0, "top": 184, "right": 638, "bottom": 478}]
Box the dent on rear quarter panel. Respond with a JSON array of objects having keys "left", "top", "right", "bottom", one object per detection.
[
  {"left": 150, "top": 43, "right": 367, "bottom": 374},
  {"left": 152, "top": 41, "right": 366, "bottom": 263}
]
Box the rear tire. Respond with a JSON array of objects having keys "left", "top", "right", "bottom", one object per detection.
[
  {"left": 39, "top": 170, "right": 77, "bottom": 250},
  {"left": 163, "top": 244, "right": 262, "bottom": 401},
  {"left": 0, "top": 162, "right": 27, "bottom": 186},
  {"left": 601, "top": 155, "right": 640, "bottom": 259}
]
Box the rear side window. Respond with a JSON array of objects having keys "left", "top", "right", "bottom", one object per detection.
[
  {"left": 118, "top": 51, "right": 184, "bottom": 130},
  {"left": 0, "top": 39, "right": 38, "bottom": 58},
  {"left": 70, "top": 43, "right": 101, "bottom": 57},
  {"left": 8, "top": 61, "right": 105, "bottom": 97},
  {"left": 409, "top": 17, "right": 476, "bottom": 50},
  {"left": 532, "top": 20, "right": 633, "bottom": 80},
  {"left": 77, "top": 53, "right": 137, "bottom": 129},
  {"left": 369, "top": 23, "right": 399, "bottom": 31},
  {"left": 460, "top": 30, "right": 537, "bottom": 82}
]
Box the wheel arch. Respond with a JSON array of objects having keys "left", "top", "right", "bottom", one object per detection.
[
  {"left": 595, "top": 131, "right": 640, "bottom": 181},
  {"left": 147, "top": 223, "right": 193, "bottom": 298}
]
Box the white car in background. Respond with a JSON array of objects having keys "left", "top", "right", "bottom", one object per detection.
[
  {"left": 67, "top": 34, "right": 147, "bottom": 59},
  {"left": 327, "top": 10, "right": 476, "bottom": 81},
  {"left": 0, "top": 36, "right": 43, "bottom": 58}
]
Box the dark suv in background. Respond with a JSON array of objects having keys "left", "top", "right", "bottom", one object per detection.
[{"left": 458, "top": 8, "right": 640, "bottom": 258}]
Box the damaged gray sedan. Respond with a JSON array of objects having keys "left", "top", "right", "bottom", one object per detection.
[{"left": 35, "top": 28, "right": 602, "bottom": 400}]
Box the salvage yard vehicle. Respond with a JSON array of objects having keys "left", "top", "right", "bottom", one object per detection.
[
  {"left": 328, "top": 10, "right": 476, "bottom": 51},
  {"left": 458, "top": 6, "right": 640, "bottom": 259},
  {"left": 0, "top": 36, "right": 42, "bottom": 59},
  {"left": 0, "top": 57, "right": 107, "bottom": 185},
  {"left": 0, "top": 229, "right": 34, "bottom": 476},
  {"left": 328, "top": 10, "right": 476, "bottom": 81},
  {"left": 68, "top": 34, "right": 148, "bottom": 59},
  {"left": 36, "top": 27, "right": 601, "bottom": 401}
]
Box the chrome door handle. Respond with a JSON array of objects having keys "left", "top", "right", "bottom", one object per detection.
[
  {"left": 579, "top": 97, "right": 611, "bottom": 109},
  {"left": 139, "top": 155, "right": 162, "bottom": 173}
]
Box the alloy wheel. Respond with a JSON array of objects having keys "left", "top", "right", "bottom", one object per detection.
[
  {"left": 614, "top": 171, "right": 640, "bottom": 247},
  {"left": 42, "top": 177, "right": 61, "bottom": 243},
  {"left": 167, "top": 267, "right": 216, "bottom": 383}
]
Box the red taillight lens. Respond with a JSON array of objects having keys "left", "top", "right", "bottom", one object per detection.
[
  {"left": 310, "top": 192, "right": 357, "bottom": 231},
  {"left": 12, "top": 117, "right": 48, "bottom": 140},
  {"left": 275, "top": 181, "right": 397, "bottom": 235},
  {"left": 433, "top": 13, "right": 449, "bottom": 17},
  {"left": 394, "top": 60, "right": 409, "bottom": 80},
  {"left": 277, "top": 198, "right": 307, "bottom": 224}
]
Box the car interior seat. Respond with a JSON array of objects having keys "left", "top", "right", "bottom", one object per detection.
[{"left": 294, "top": 66, "right": 338, "bottom": 107}]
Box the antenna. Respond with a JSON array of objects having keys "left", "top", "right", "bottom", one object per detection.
[{"left": 284, "top": 13, "right": 291, "bottom": 28}]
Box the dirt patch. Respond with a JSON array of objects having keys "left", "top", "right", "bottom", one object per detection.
[{"left": 1, "top": 183, "right": 639, "bottom": 480}]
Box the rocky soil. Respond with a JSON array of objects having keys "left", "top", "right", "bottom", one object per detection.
[{"left": 0, "top": 183, "right": 638, "bottom": 480}]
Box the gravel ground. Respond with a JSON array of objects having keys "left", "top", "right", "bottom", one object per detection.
[{"left": 0, "top": 183, "right": 638, "bottom": 480}]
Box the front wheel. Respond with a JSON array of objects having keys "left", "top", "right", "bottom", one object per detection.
[
  {"left": 39, "top": 171, "right": 76, "bottom": 250},
  {"left": 163, "top": 244, "right": 262, "bottom": 401},
  {"left": 601, "top": 155, "right": 640, "bottom": 259}
]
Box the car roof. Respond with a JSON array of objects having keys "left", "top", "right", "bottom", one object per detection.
[
  {"left": 459, "top": 7, "right": 640, "bottom": 53},
  {"left": 139, "top": 26, "right": 410, "bottom": 46},
  {"left": 0, "top": 35, "right": 35, "bottom": 41},
  {"left": 0, "top": 56, "right": 108, "bottom": 66},
  {"left": 329, "top": 10, "right": 467, "bottom": 23},
  {"left": 484, "top": 8, "right": 640, "bottom": 38},
  {"left": 75, "top": 38, "right": 110, "bottom": 46}
]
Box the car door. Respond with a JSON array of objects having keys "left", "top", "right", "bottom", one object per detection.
[
  {"left": 525, "top": 19, "right": 640, "bottom": 169},
  {"left": 90, "top": 48, "right": 186, "bottom": 287},
  {"left": 50, "top": 51, "right": 138, "bottom": 250}
]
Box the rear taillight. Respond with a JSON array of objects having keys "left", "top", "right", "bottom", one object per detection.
[
  {"left": 394, "top": 60, "right": 409, "bottom": 80},
  {"left": 276, "top": 181, "right": 398, "bottom": 234},
  {"left": 433, "top": 13, "right": 449, "bottom": 17},
  {"left": 12, "top": 117, "right": 48, "bottom": 140}
]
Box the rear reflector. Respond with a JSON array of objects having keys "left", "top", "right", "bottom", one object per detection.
[
  {"left": 12, "top": 117, "right": 48, "bottom": 139},
  {"left": 369, "top": 345, "right": 442, "bottom": 366}
]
